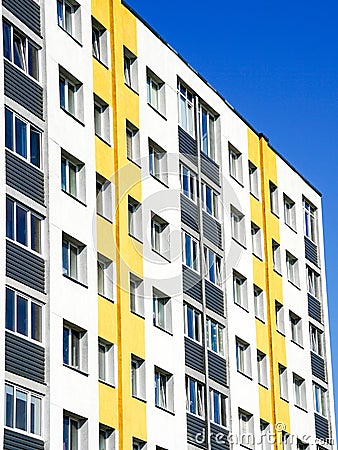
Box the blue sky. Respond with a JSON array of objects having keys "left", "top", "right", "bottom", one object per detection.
[{"left": 126, "top": 0, "right": 338, "bottom": 431}]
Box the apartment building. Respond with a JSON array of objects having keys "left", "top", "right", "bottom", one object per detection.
[{"left": 0, "top": 0, "right": 336, "bottom": 449}]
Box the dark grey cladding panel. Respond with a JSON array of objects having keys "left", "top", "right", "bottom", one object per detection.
[
  {"left": 315, "top": 414, "right": 330, "bottom": 440},
  {"left": 201, "top": 152, "right": 220, "bottom": 186},
  {"left": 210, "top": 423, "right": 229, "bottom": 450},
  {"left": 181, "top": 194, "right": 199, "bottom": 231},
  {"left": 205, "top": 280, "right": 224, "bottom": 316},
  {"left": 4, "top": 61, "right": 43, "bottom": 119},
  {"left": 308, "top": 294, "right": 322, "bottom": 323},
  {"left": 305, "top": 236, "right": 319, "bottom": 266},
  {"left": 3, "top": 0, "right": 41, "bottom": 35},
  {"left": 187, "top": 413, "right": 207, "bottom": 448},
  {"left": 208, "top": 351, "right": 227, "bottom": 386},
  {"left": 6, "top": 240, "right": 45, "bottom": 293},
  {"left": 311, "top": 352, "right": 326, "bottom": 382},
  {"left": 203, "top": 211, "right": 222, "bottom": 249},
  {"left": 5, "top": 332, "right": 45, "bottom": 383},
  {"left": 178, "top": 126, "right": 197, "bottom": 165},
  {"left": 6, "top": 151, "right": 44, "bottom": 205},
  {"left": 4, "top": 429, "right": 44, "bottom": 450},
  {"left": 183, "top": 265, "right": 202, "bottom": 302},
  {"left": 185, "top": 337, "right": 205, "bottom": 373}
]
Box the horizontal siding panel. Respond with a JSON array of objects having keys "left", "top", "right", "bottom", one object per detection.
[
  {"left": 201, "top": 152, "right": 220, "bottom": 186},
  {"left": 187, "top": 413, "right": 207, "bottom": 448},
  {"left": 203, "top": 211, "right": 222, "bottom": 248},
  {"left": 3, "top": 0, "right": 41, "bottom": 35},
  {"left": 315, "top": 414, "right": 330, "bottom": 440},
  {"left": 311, "top": 352, "right": 326, "bottom": 382},
  {"left": 178, "top": 127, "right": 197, "bottom": 165},
  {"left": 6, "top": 241, "right": 45, "bottom": 293},
  {"left": 6, "top": 151, "right": 44, "bottom": 205},
  {"left": 210, "top": 423, "right": 229, "bottom": 450},
  {"left": 308, "top": 293, "right": 322, "bottom": 323},
  {"left": 205, "top": 280, "right": 224, "bottom": 316},
  {"left": 305, "top": 236, "right": 319, "bottom": 266},
  {"left": 185, "top": 337, "right": 205, "bottom": 373},
  {"left": 4, "top": 61, "right": 43, "bottom": 119},
  {"left": 4, "top": 429, "right": 44, "bottom": 450},
  {"left": 208, "top": 351, "right": 227, "bottom": 386},
  {"left": 181, "top": 194, "right": 199, "bottom": 231},
  {"left": 183, "top": 265, "right": 202, "bottom": 302}
]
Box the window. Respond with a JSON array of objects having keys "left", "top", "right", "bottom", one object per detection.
[
  {"left": 269, "top": 182, "right": 279, "bottom": 216},
  {"left": 254, "top": 285, "right": 265, "bottom": 322},
  {"left": 282, "top": 432, "right": 291, "bottom": 450},
  {"left": 128, "top": 197, "right": 142, "bottom": 241},
  {"left": 210, "top": 389, "right": 227, "bottom": 427},
  {"left": 238, "top": 409, "right": 254, "bottom": 448},
  {"left": 62, "top": 233, "right": 87, "bottom": 284},
  {"left": 307, "top": 266, "right": 320, "bottom": 298},
  {"left": 59, "top": 68, "right": 83, "bottom": 120},
  {"left": 278, "top": 364, "right": 288, "bottom": 400},
  {"left": 147, "top": 68, "right": 166, "bottom": 116},
  {"left": 203, "top": 247, "right": 222, "bottom": 286},
  {"left": 154, "top": 367, "right": 174, "bottom": 412},
  {"left": 61, "top": 151, "right": 85, "bottom": 202},
  {"left": 251, "top": 222, "right": 263, "bottom": 259},
  {"left": 199, "top": 104, "right": 217, "bottom": 161},
  {"left": 257, "top": 351, "right": 269, "bottom": 388},
  {"left": 178, "top": 81, "right": 194, "bottom": 136},
  {"left": 313, "top": 383, "right": 327, "bottom": 416},
  {"left": 293, "top": 374, "right": 307, "bottom": 409},
  {"left": 310, "top": 325, "right": 323, "bottom": 356},
  {"left": 233, "top": 271, "right": 248, "bottom": 310},
  {"left": 98, "top": 338, "right": 115, "bottom": 385},
  {"left": 131, "top": 355, "right": 146, "bottom": 400},
  {"left": 3, "top": 21, "right": 39, "bottom": 80},
  {"left": 151, "top": 214, "right": 170, "bottom": 259},
  {"left": 249, "top": 162, "right": 260, "bottom": 198},
  {"left": 185, "top": 376, "right": 205, "bottom": 417},
  {"left": 149, "top": 140, "right": 168, "bottom": 185},
  {"left": 284, "top": 195, "right": 296, "bottom": 230},
  {"left": 272, "top": 240, "right": 281, "bottom": 274},
  {"left": 5, "top": 107, "right": 41, "bottom": 168},
  {"left": 132, "top": 438, "right": 146, "bottom": 450},
  {"left": 182, "top": 231, "right": 199, "bottom": 271},
  {"left": 153, "top": 289, "right": 172, "bottom": 333},
  {"left": 57, "top": 0, "right": 81, "bottom": 41},
  {"left": 129, "top": 273, "right": 144, "bottom": 317},
  {"left": 236, "top": 338, "right": 251, "bottom": 377},
  {"left": 63, "top": 322, "right": 87, "bottom": 372},
  {"left": 206, "top": 318, "right": 224, "bottom": 355},
  {"left": 94, "top": 95, "right": 110, "bottom": 143},
  {"left": 184, "top": 303, "right": 202, "bottom": 343},
  {"left": 231, "top": 206, "right": 246, "bottom": 246},
  {"left": 123, "top": 47, "right": 138, "bottom": 91},
  {"left": 303, "top": 198, "right": 317, "bottom": 243},
  {"left": 6, "top": 197, "right": 42, "bottom": 253},
  {"left": 260, "top": 421, "right": 271, "bottom": 450},
  {"left": 126, "top": 121, "right": 140, "bottom": 164},
  {"left": 92, "top": 18, "right": 108, "bottom": 66},
  {"left": 297, "top": 441, "right": 308, "bottom": 450},
  {"left": 5, "top": 287, "right": 42, "bottom": 342},
  {"left": 229, "top": 144, "right": 243, "bottom": 184},
  {"left": 286, "top": 251, "right": 299, "bottom": 286},
  {"left": 97, "top": 253, "right": 115, "bottom": 300},
  {"left": 96, "top": 174, "right": 113, "bottom": 221},
  {"left": 289, "top": 312, "right": 303, "bottom": 346},
  {"left": 180, "top": 164, "right": 197, "bottom": 202},
  {"left": 63, "top": 412, "right": 86, "bottom": 450},
  {"left": 99, "top": 425, "right": 115, "bottom": 450},
  {"left": 4, "top": 384, "right": 42, "bottom": 436},
  {"left": 201, "top": 182, "right": 219, "bottom": 219},
  {"left": 275, "top": 301, "right": 285, "bottom": 334}
]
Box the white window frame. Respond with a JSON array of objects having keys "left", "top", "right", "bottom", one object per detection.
[
  {"left": 184, "top": 303, "right": 202, "bottom": 343},
  {"left": 249, "top": 161, "right": 260, "bottom": 199},
  {"left": 126, "top": 121, "right": 140, "bottom": 164},
  {"left": 57, "top": 0, "right": 81, "bottom": 41},
  {"left": 229, "top": 144, "right": 243, "bottom": 184},
  {"left": 131, "top": 355, "right": 146, "bottom": 401},
  {"left": 210, "top": 389, "right": 227, "bottom": 427},
  {"left": 269, "top": 181, "right": 279, "bottom": 216},
  {"left": 251, "top": 222, "right": 263, "bottom": 259},
  {"left": 61, "top": 150, "right": 85, "bottom": 202},
  {"left": 178, "top": 81, "right": 195, "bottom": 137},
  {"left": 92, "top": 18, "right": 109, "bottom": 66},
  {"left": 199, "top": 104, "right": 217, "bottom": 161},
  {"left": 286, "top": 251, "right": 300, "bottom": 287},
  {"left": 154, "top": 367, "right": 174, "bottom": 412},
  {"left": 128, "top": 196, "right": 142, "bottom": 242},
  {"left": 147, "top": 68, "right": 166, "bottom": 116},
  {"left": 62, "top": 233, "right": 87, "bottom": 285},
  {"left": 284, "top": 194, "right": 296, "bottom": 230},
  {"left": 153, "top": 289, "right": 172, "bottom": 333},
  {"left": 129, "top": 273, "right": 144, "bottom": 317},
  {"left": 289, "top": 312, "right": 303, "bottom": 347},
  {"left": 257, "top": 350, "right": 269, "bottom": 388},
  {"left": 97, "top": 253, "right": 115, "bottom": 300},
  {"left": 275, "top": 301, "right": 285, "bottom": 335},
  {"left": 59, "top": 67, "right": 83, "bottom": 120},
  {"left": 206, "top": 317, "right": 224, "bottom": 355},
  {"left": 151, "top": 213, "right": 170, "bottom": 259},
  {"left": 94, "top": 94, "right": 111, "bottom": 144},
  {"left": 303, "top": 198, "right": 317, "bottom": 243},
  {"left": 149, "top": 140, "right": 168, "bottom": 185},
  {"left": 313, "top": 383, "right": 327, "bottom": 417},
  {"left": 123, "top": 47, "right": 138, "bottom": 91},
  {"left": 63, "top": 322, "right": 87, "bottom": 372},
  {"left": 99, "top": 424, "right": 115, "bottom": 450},
  {"left": 98, "top": 338, "right": 115, "bottom": 386},
  {"left": 307, "top": 266, "right": 320, "bottom": 299},
  {"left": 293, "top": 373, "right": 307, "bottom": 410},
  {"left": 272, "top": 240, "right": 282, "bottom": 274},
  {"left": 63, "top": 411, "right": 86, "bottom": 450},
  {"left": 96, "top": 174, "right": 113, "bottom": 222},
  {"left": 279, "top": 364, "right": 288, "bottom": 401},
  {"left": 185, "top": 376, "right": 205, "bottom": 418},
  {"left": 180, "top": 164, "right": 197, "bottom": 203},
  {"left": 203, "top": 247, "right": 222, "bottom": 286},
  {"left": 231, "top": 205, "right": 246, "bottom": 246},
  {"left": 236, "top": 338, "right": 252, "bottom": 377},
  {"left": 254, "top": 285, "right": 265, "bottom": 322},
  {"left": 310, "top": 325, "right": 323, "bottom": 356},
  {"left": 201, "top": 182, "right": 219, "bottom": 219},
  {"left": 238, "top": 409, "right": 254, "bottom": 448},
  {"left": 233, "top": 271, "right": 248, "bottom": 310}
]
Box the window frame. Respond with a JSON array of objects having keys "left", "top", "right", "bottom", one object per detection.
[
  {"left": 59, "top": 67, "right": 83, "bottom": 121},
  {"left": 283, "top": 194, "right": 296, "bottom": 230},
  {"left": 310, "top": 324, "right": 323, "bottom": 357},
  {"left": 251, "top": 222, "right": 263, "bottom": 259},
  {"left": 92, "top": 17, "right": 109, "bottom": 66},
  {"left": 229, "top": 143, "right": 243, "bottom": 184},
  {"left": 151, "top": 213, "right": 170, "bottom": 259},
  {"left": 63, "top": 323, "right": 87, "bottom": 372},
  {"left": 126, "top": 120, "right": 140, "bottom": 164},
  {"left": 201, "top": 181, "right": 219, "bottom": 219},
  {"left": 306, "top": 266, "right": 320, "bottom": 299},
  {"left": 272, "top": 240, "right": 282, "bottom": 274},
  {"left": 209, "top": 389, "right": 227, "bottom": 427},
  {"left": 206, "top": 317, "right": 224, "bottom": 355},
  {"left": 199, "top": 103, "right": 217, "bottom": 161},
  {"left": 233, "top": 271, "right": 248, "bottom": 310},
  {"left": 183, "top": 303, "right": 202, "bottom": 344},
  {"left": 153, "top": 289, "right": 172, "bottom": 334},
  {"left": 203, "top": 247, "right": 222, "bottom": 286},
  {"left": 278, "top": 364, "right": 288, "bottom": 401},
  {"left": 131, "top": 354, "right": 146, "bottom": 401},
  {"left": 293, "top": 373, "right": 307, "bottom": 410},
  {"left": 123, "top": 46, "right": 138, "bottom": 92},
  {"left": 129, "top": 273, "right": 144, "bottom": 318},
  {"left": 178, "top": 81, "right": 195, "bottom": 137},
  {"left": 257, "top": 350, "right": 269, "bottom": 388},
  {"left": 98, "top": 338, "right": 115, "bottom": 386},
  {"left": 303, "top": 198, "right": 317, "bottom": 243},
  {"left": 275, "top": 301, "right": 285, "bottom": 335},
  {"left": 147, "top": 68, "right": 166, "bottom": 116},
  {"left": 254, "top": 285, "right": 265, "bottom": 322},
  {"left": 97, "top": 253, "right": 115, "bottom": 301},
  {"left": 269, "top": 181, "right": 279, "bottom": 216},
  {"left": 154, "top": 367, "right": 174, "bottom": 412},
  {"left": 289, "top": 312, "right": 303, "bottom": 347},
  {"left": 96, "top": 174, "right": 113, "bottom": 222},
  {"left": 149, "top": 140, "right": 168, "bottom": 185},
  {"left": 180, "top": 163, "right": 197, "bottom": 203},
  {"left": 248, "top": 161, "right": 260, "bottom": 199},
  {"left": 236, "top": 337, "right": 252, "bottom": 377},
  {"left": 313, "top": 383, "right": 327, "bottom": 417},
  {"left": 185, "top": 376, "right": 205, "bottom": 418},
  {"left": 286, "top": 251, "right": 300, "bottom": 287},
  {"left": 182, "top": 231, "right": 199, "bottom": 272},
  {"left": 94, "top": 94, "right": 111, "bottom": 144},
  {"left": 231, "top": 205, "right": 246, "bottom": 246}
]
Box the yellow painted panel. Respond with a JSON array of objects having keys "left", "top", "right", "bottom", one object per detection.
[
  {"left": 99, "top": 382, "right": 119, "bottom": 428},
  {"left": 93, "top": 59, "right": 113, "bottom": 105},
  {"left": 97, "top": 215, "right": 115, "bottom": 261},
  {"left": 95, "top": 138, "right": 115, "bottom": 180},
  {"left": 259, "top": 386, "right": 273, "bottom": 424},
  {"left": 91, "top": 0, "right": 111, "bottom": 29},
  {"left": 98, "top": 296, "right": 117, "bottom": 343}
]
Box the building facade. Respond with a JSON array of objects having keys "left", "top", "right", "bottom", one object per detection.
[{"left": 0, "top": 0, "right": 336, "bottom": 449}]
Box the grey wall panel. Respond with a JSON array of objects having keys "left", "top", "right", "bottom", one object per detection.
[
  {"left": 181, "top": 194, "right": 199, "bottom": 231},
  {"left": 205, "top": 280, "right": 224, "bottom": 316},
  {"left": 4, "top": 61, "right": 43, "bottom": 119},
  {"left": 305, "top": 237, "right": 319, "bottom": 266},
  {"left": 4, "top": 429, "right": 44, "bottom": 450},
  {"left": 201, "top": 152, "right": 220, "bottom": 186},
  {"left": 315, "top": 414, "right": 330, "bottom": 440},
  {"left": 208, "top": 351, "right": 227, "bottom": 386},
  {"left": 210, "top": 423, "right": 229, "bottom": 450},
  {"left": 185, "top": 337, "right": 205, "bottom": 373},
  {"left": 6, "top": 241, "right": 45, "bottom": 293},
  {"left": 203, "top": 212, "right": 222, "bottom": 249},
  {"left": 308, "top": 294, "right": 322, "bottom": 323},
  {"left": 5, "top": 332, "right": 45, "bottom": 383},
  {"left": 178, "top": 127, "right": 197, "bottom": 165},
  {"left": 183, "top": 265, "right": 202, "bottom": 302},
  {"left": 6, "top": 151, "right": 44, "bottom": 205},
  {"left": 187, "top": 413, "right": 207, "bottom": 447},
  {"left": 3, "top": 0, "right": 41, "bottom": 35},
  {"left": 311, "top": 352, "right": 326, "bottom": 382}
]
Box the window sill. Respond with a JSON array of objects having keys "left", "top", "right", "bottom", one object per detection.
[
  {"left": 273, "top": 268, "right": 282, "bottom": 277},
  {"left": 6, "top": 238, "right": 43, "bottom": 259},
  {"left": 291, "top": 339, "right": 304, "bottom": 349},
  {"left": 234, "top": 301, "right": 249, "bottom": 313},
  {"left": 147, "top": 102, "right": 167, "bottom": 120},
  {"left": 178, "top": 125, "right": 195, "bottom": 140},
  {"left": 6, "top": 148, "right": 43, "bottom": 173},
  {"left": 276, "top": 329, "right": 286, "bottom": 337},
  {"left": 62, "top": 189, "right": 86, "bottom": 207},
  {"left": 63, "top": 363, "right": 88, "bottom": 376},
  {"left": 229, "top": 174, "right": 244, "bottom": 188},
  {"left": 182, "top": 263, "right": 200, "bottom": 275},
  {"left": 155, "top": 404, "right": 175, "bottom": 415},
  {"left": 255, "top": 316, "right": 266, "bottom": 324},
  {"left": 130, "top": 310, "right": 145, "bottom": 320},
  {"left": 258, "top": 382, "right": 269, "bottom": 390},
  {"left": 60, "top": 107, "right": 85, "bottom": 126},
  {"left": 97, "top": 212, "right": 114, "bottom": 224},
  {"left": 253, "top": 252, "right": 263, "bottom": 262},
  {"left": 149, "top": 172, "right": 169, "bottom": 188},
  {"left": 4, "top": 426, "right": 43, "bottom": 442},
  {"left": 285, "top": 222, "right": 297, "bottom": 233},
  {"left": 98, "top": 379, "right": 115, "bottom": 389},
  {"left": 132, "top": 394, "right": 146, "bottom": 403},
  {"left": 270, "top": 210, "right": 280, "bottom": 219},
  {"left": 152, "top": 248, "right": 171, "bottom": 263},
  {"left": 58, "top": 24, "right": 83, "bottom": 46},
  {"left": 124, "top": 83, "right": 139, "bottom": 95},
  {"left": 294, "top": 404, "right": 308, "bottom": 413},
  {"left": 92, "top": 54, "right": 109, "bottom": 70},
  {"left": 232, "top": 237, "right": 246, "bottom": 249},
  {"left": 237, "top": 370, "right": 252, "bottom": 381},
  {"left": 95, "top": 133, "right": 111, "bottom": 147},
  {"left": 207, "top": 348, "right": 225, "bottom": 358},
  {"left": 250, "top": 191, "right": 260, "bottom": 201},
  {"left": 127, "top": 155, "right": 141, "bottom": 169},
  {"left": 154, "top": 323, "right": 173, "bottom": 336},
  {"left": 5, "top": 329, "right": 44, "bottom": 348},
  {"left": 98, "top": 292, "right": 115, "bottom": 303},
  {"left": 202, "top": 209, "right": 220, "bottom": 222},
  {"left": 128, "top": 233, "right": 143, "bottom": 244},
  {"left": 62, "top": 273, "right": 88, "bottom": 289},
  {"left": 288, "top": 279, "right": 301, "bottom": 290}
]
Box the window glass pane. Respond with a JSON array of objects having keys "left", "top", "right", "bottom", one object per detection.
[
  {"left": 213, "top": 391, "right": 220, "bottom": 423},
  {"left": 63, "top": 327, "right": 69, "bottom": 364},
  {"left": 30, "top": 396, "right": 41, "bottom": 435},
  {"left": 65, "top": 4, "right": 73, "bottom": 34},
  {"left": 30, "top": 128, "right": 41, "bottom": 167},
  {"left": 187, "top": 307, "right": 194, "bottom": 339},
  {"left": 17, "top": 296, "right": 28, "bottom": 336},
  {"left": 70, "top": 244, "right": 78, "bottom": 279},
  {"left": 31, "top": 215, "right": 41, "bottom": 253},
  {"left": 185, "top": 234, "right": 191, "bottom": 267},
  {"left": 70, "top": 419, "right": 78, "bottom": 449},
  {"left": 31, "top": 303, "right": 42, "bottom": 342},
  {"left": 5, "top": 288, "right": 15, "bottom": 331},
  {"left": 206, "top": 186, "right": 212, "bottom": 214},
  {"left": 157, "top": 299, "right": 165, "bottom": 328},
  {"left": 13, "top": 33, "right": 26, "bottom": 70},
  {"left": 98, "top": 261, "right": 104, "bottom": 295},
  {"left": 59, "top": 77, "right": 66, "bottom": 109},
  {"left": 62, "top": 241, "right": 69, "bottom": 275},
  {"left": 6, "top": 198, "right": 14, "bottom": 239},
  {"left": 5, "top": 385, "right": 14, "bottom": 427},
  {"left": 92, "top": 28, "right": 100, "bottom": 59},
  {"left": 201, "top": 109, "right": 208, "bottom": 154},
  {"left": 15, "top": 117, "right": 27, "bottom": 158},
  {"left": 63, "top": 416, "right": 69, "bottom": 450},
  {"left": 57, "top": 0, "right": 64, "bottom": 27},
  {"left": 211, "top": 321, "right": 217, "bottom": 352},
  {"left": 16, "top": 205, "right": 28, "bottom": 245},
  {"left": 69, "top": 162, "right": 77, "bottom": 196},
  {"left": 61, "top": 158, "right": 67, "bottom": 191},
  {"left": 5, "top": 108, "right": 13, "bottom": 150},
  {"left": 68, "top": 83, "right": 75, "bottom": 115},
  {"left": 3, "top": 21, "right": 12, "bottom": 60},
  {"left": 180, "top": 95, "right": 187, "bottom": 130},
  {"left": 72, "top": 330, "right": 80, "bottom": 367},
  {"left": 99, "top": 343, "right": 106, "bottom": 380},
  {"left": 28, "top": 43, "right": 38, "bottom": 79},
  {"left": 15, "top": 390, "right": 27, "bottom": 431},
  {"left": 189, "top": 379, "right": 196, "bottom": 414}
]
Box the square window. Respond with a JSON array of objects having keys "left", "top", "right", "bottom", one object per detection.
[
  {"left": 98, "top": 338, "right": 115, "bottom": 385},
  {"left": 286, "top": 251, "right": 299, "bottom": 286},
  {"left": 210, "top": 389, "right": 227, "bottom": 427},
  {"left": 96, "top": 174, "right": 113, "bottom": 221},
  {"left": 236, "top": 338, "right": 251, "bottom": 377},
  {"left": 254, "top": 285, "right": 265, "bottom": 322},
  {"left": 229, "top": 144, "right": 243, "bottom": 184},
  {"left": 92, "top": 18, "right": 109, "bottom": 66},
  {"left": 129, "top": 273, "right": 144, "bottom": 317},
  {"left": 124, "top": 47, "right": 138, "bottom": 91},
  {"left": 182, "top": 231, "right": 199, "bottom": 272},
  {"left": 131, "top": 355, "right": 146, "bottom": 400},
  {"left": 269, "top": 181, "right": 279, "bottom": 216},
  {"left": 147, "top": 68, "right": 166, "bottom": 116},
  {"left": 61, "top": 150, "right": 85, "bottom": 202},
  {"left": 275, "top": 301, "right": 285, "bottom": 335},
  {"left": 231, "top": 205, "right": 246, "bottom": 246},
  {"left": 178, "top": 81, "right": 195, "bottom": 137},
  {"left": 128, "top": 196, "right": 142, "bottom": 241},
  {"left": 154, "top": 367, "right": 174, "bottom": 412},
  {"left": 57, "top": 0, "right": 81, "bottom": 41},
  {"left": 62, "top": 233, "right": 87, "bottom": 284},
  {"left": 257, "top": 350, "right": 269, "bottom": 388},
  {"left": 153, "top": 289, "right": 172, "bottom": 333},
  {"left": 97, "top": 253, "right": 115, "bottom": 300},
  {"left": 184, "top": 303, "right": 202, "bottom": 343},
  {"left": 289, "top": 312, "right": 303, "bottom": 346},
  {"left": 185, "top": 376, "right": 205, "bottom": 417},
  {"left": 293, "top": 373, "right": 307, "bottom": 409},
  {"left": 94, "top": 95, "right": 111, "bottom": 144},
  {"left": 149, "top": 140, "right": 168, "bottom": 185},
  {"left": 126, "top": 121, "right": 140, "bottom": 164},
  {"left": 199, "top": 104, "right": 217, "bottom": 161},
  {"left": 63, "top": 321, "right": 87, "bottom": 372},
  {"left": 278, "top": 364, "right": 288, "bottom": 401},
  {"left": 59, "top": 67, "right": 83, "bottom": 121},
  {"left": 180, "top": 164, "right": 197, "bottom": 202},
  {"left": 233, "top": 271, "right": 248, "bottom": 310},
  {"left": 151, "top": 213, "right": 170, "bottom": 259},
  {"left": 251, "top": 222, "right": 263, "bottom": 259},
  {"left": 249, "top": 161, "right": 260, "bottom": 198},
  {"left": 284, "top": 194, "right": 296, "bottom": 230}
]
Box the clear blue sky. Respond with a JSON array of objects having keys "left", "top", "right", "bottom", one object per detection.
[{"left": 126, "top": 0, "right": 338, "bottom": 431}]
